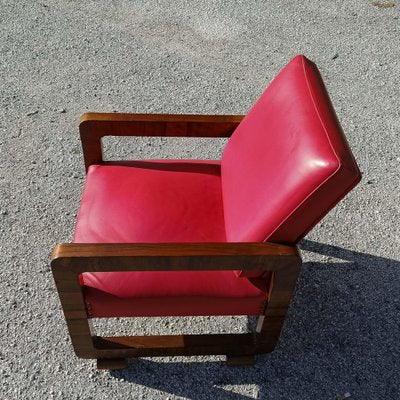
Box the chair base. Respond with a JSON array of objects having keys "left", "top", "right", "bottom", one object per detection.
[
  {"left": 96, "top": 355, "right": 256, "bottom": 370},
  {"left": 97, "top": 358, "right": 128, "bottom": 370},
  {"left": 226, "top": 354, "right": 256, "bottom": 366},
  {"left": 52, "top": 254, "right": 301, "bottom": 371},
  {"left": 90, "top": 333, "right": 268, "bottom": 370}
]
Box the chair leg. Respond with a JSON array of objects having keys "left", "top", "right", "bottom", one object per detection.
[
  {"left": 255, "top": 315, "right": 285, "bottom": 352},
  {"left": 255, "top": 263, "right": 301, "bottom": 353},
  {"left": 97, "top": 358, "right": 128, "bottom": 370},
  {"left": 226, "top": 354, "right": 256, "bottom": 366}
]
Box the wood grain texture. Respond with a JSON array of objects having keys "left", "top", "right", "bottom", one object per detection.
[
  {"left": 51, "top": 241, "right": 302, "bottom": 366},
  {"left": 79, "top": 112, "right": 244, "bottom": 171},
  {"left": 51, "top": 267, "right": 96, "bottom": 358},
  {"left": 255, "top": 262, "right": 301, "bottom": 352},
  {"left": 51, "top": 242, "right": 301, "bottom": 273},
  {"left": 93, "top": 333, "right": 257, "bottom": 358}
]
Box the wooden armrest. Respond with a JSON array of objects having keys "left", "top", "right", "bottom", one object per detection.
[
  {"left": 51, "top": 242, "right": 301, "bottom": 277},
  {"left": 79, "top": 113, "right": 244, "bottom": 171}
]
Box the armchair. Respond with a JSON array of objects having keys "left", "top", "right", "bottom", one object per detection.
[{"left": 51, "top": 55, "right": 361, "bottom": 369}]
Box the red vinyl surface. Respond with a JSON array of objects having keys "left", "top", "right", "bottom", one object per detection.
[
  {"left": 75, "top": 160, "right": 267, "bottom": 317},
  {"left": 222, "top": 55, "right": 361, "bottom": 244},
  {"left": 222, "top": 55, "right": 360, "bottom": 277},
  {"left": 74, "top": 55, "right": 361, "bottom": 317},
  {"left": 74, "top": 160, "right": 226, "bottom": 244}
]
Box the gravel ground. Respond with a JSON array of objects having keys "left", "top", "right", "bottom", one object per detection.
[{"left": 1, "top": 1, "right": 399, "bottom": 399}]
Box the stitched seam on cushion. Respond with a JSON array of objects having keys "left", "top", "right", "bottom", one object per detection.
[
  {"left": 261, "top": 56, "right": 342, "bottom": 242},
  {"left": 302, "top": 57, "right": 341, "bottom": 172}
]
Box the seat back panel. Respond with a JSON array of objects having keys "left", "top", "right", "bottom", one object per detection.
[{"left": 221, "top": 55, "right": 361, "bottom": 247}]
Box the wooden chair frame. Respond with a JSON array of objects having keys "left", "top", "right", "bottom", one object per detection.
[{"left": 51, "top": 113, "right": 302, "bottom": 369}]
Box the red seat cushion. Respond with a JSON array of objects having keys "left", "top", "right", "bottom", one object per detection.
[
  {"left": 74, "top": 160, "right": 226, "bottom": 243},
  {"left": 74, "top": 160, "right": 268, "bottom": 317}
]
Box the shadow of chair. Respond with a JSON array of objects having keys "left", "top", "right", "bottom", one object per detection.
[{"left": 109, "top": 240, "right": 400, "bottom": 399}]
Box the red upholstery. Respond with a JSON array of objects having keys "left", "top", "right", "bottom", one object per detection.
[
  {"left": 74, "top": 55, "right": 361, "bottom": 317},
  {"left": 222, "top": 55, "right": 360, "bottom": 243},
  {"left": 221, "top": 55, "right": 360, "bottom": 276},
  {"left": 75, "top": 160, "right": 268, "bottom": 317},
  {"left": 74, "top": 161, "right": 226, "bottom": 243}
]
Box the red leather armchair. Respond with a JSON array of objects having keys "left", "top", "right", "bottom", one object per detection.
[{"left": 51, "top": 55, "right": 361, "bottom": 369}]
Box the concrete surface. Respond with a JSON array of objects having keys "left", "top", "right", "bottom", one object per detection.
[{"left": 1, "top": 0, "right": 399, "bottom": 399}]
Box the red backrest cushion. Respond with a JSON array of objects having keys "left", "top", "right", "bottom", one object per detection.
[{"left": 221, "top": 55, "right": 361, "bottom": 245}]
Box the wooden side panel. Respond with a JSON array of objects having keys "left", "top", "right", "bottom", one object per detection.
[
  {"left": 93, "top": 333, "right": 256, "bottom": 358},
  {"left": 51, "top": 242, "right": 301, "bottom": 363},
  {"left": 79, "top": 113, "right": 244, "bottom": 171},
  {"left": 52, "top": 268, "right": 96, "bottom": 358}
]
